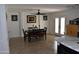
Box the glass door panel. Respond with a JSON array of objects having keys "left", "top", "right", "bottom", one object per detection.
[
  {"left": 55, "top": 17, "right": 65, "bottom": 35},
  {"left": 60, "top": 17, "right": 65, "bottom": 35},
  {"left": 55, "top": 18, "right": 59, "bottom": 33}
]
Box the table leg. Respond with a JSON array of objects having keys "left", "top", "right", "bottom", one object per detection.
[
  {"left": 28, "top": 35, "right": 31, "bottom": 42},
  {"left": 45, "top": 31, "right": 46, "bottom": 40}
]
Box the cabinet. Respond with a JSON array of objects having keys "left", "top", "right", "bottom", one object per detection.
[
  {"left": 66, "top": 24, "right": 79, "bottom": 37},
  {"left": 57, "top": 44, "right": 79, "bottom": 54}
]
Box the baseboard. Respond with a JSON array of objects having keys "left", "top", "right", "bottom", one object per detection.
[
  {"left": 9, "top": 33, "right": 54, "bottom": 39},
  {"left": 0, "top": 51, "right": 9, "bottom": 54},
  {"left": 47, "top": 33, "right": 54, "bottom": 35},
  {"left": 9, "top": 36, "right": 23, "bottom": 39}
]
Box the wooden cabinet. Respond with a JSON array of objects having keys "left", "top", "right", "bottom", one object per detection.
[{"left": 66, "top": 24, "right": 79, "bottom": 37}]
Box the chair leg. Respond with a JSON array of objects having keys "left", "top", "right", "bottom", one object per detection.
[
  {"left": 28, "top": 38, "right": 31, "bottom": 42},
  {"left": 24, "top": 36, "right": 26, "bottom": 42},
  {"left": 28, "top": 37, "right": 31, "bottom": 42}
]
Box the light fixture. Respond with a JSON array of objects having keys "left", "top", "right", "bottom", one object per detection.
[
  {"left": 35, "top": 9, "right": 45, "bottom": 29},
  {"left": 37, "top": 9, "right": 40, "bottom": 15},
  {"left": 36, "top": 9, "right": 41, "bottom": 29},
  {"left": 35, "top": 9, "right": 45, "bottom": 15}
]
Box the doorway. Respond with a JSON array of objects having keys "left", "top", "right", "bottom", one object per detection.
[{"left": 55, "top": 17, "right": 65, "bottom": 36}]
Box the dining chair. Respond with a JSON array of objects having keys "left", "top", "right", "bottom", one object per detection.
[{"left": 22, "top": 29, "right": 28, "bottom": 42}]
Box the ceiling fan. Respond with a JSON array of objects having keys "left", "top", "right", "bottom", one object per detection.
[{"left": 34, "top": 9, "right": 45, "bottom": 15}]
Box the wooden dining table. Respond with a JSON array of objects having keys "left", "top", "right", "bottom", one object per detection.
[{"left": 25, "top": 29, "right": 47, "bottom": 42}]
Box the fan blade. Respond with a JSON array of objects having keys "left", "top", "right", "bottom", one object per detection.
[{"left": 30, "top": 9, "right": 45, "bottom": 15}]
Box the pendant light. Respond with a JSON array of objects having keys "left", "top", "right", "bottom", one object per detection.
[
  {"left": 36, "top": 9, "right": 45, "bottom": 29},
  {"left": 36, "top": 9, "right": 45, "bottom": 15}
]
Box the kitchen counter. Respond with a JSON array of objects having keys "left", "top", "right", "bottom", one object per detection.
[{"left": 55, "top": 36, "right": 79, "bottom": 53}]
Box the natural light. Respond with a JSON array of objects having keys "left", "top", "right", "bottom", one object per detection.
[
  {"left": 55, "top": 17, "right": 65, "bottom": 35},
  {"left": 60, "top": 17, "right": 65, "bottom": 34},
  {"left": 55, "top": 18, "right": 59, "bottom": 33}
]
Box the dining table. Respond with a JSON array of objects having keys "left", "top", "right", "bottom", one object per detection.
[{"left": 25, "top": 28, "right": 47, "bottom": 42}]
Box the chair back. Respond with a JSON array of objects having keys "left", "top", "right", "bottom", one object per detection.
[
  {"left": 22, "top": 29, "right": 27, "bottom": 35},
  {"left": 22, "top": 29, "right": 25, "bottom": 34},
  {"left": 44, "top": 27, "right": 47, "bottom": 31}
]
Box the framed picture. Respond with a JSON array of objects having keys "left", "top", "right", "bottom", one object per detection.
[
  {"left": 11, "top": 15, "right": 18, "bottom": 21},
  {"left": 27, "top": 15, "right": 36, "bottom": 23},
  {"left": 43, "top": 15, "right": 47, "bottom": 21}
]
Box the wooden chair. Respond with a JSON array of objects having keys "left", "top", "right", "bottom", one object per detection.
[
  {"left": 44, "top": 27, "right": 47, "bottom": 30},
  {"left": 38, "top": 29, "right": 47, "bottom": 40},
  {"left": 22, "top": 29, "right": 28, "bottom": 42},
  {"left": 28, "top": 30, "right": 39, "bottom": 42}
]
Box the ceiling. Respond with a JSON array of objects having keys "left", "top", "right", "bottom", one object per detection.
[{"left": 6, "top": 4, "right": 76, "bottom": 13}]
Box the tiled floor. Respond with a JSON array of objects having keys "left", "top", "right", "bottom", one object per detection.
[{"left": 9, "top": 35, "right": 55, "bottom": 54}]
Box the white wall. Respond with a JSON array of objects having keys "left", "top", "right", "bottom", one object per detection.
[
  {"left": 40, "top": 15, "right": 48, "bottom": 29},
  {"left": 21, "top": 12, "right": 39, "bottom": 30},
  {"left": 7, "top": 12, "right": 21, "bottom": 38},
  {"left": 21, "top": 12, "right": 48, "bottom": 29},
  {"left": 46, "top": 14, "right": 55, "bottom": 34},
  {"left": 21, "top": 12, "right": 48, "bottom": 36},
  {"left": 7, "top": 11, "right": 48, "bottom": 38},
  {"left": 47, "top": 8, "right": 79, "bottom": 34},
  {"left": 0, "top": 5, "right": 9, "bottom": 53}
]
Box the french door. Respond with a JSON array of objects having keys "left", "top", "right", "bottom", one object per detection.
[{"left": 55, "top": 17, "right": 65, "bottom": 35}]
